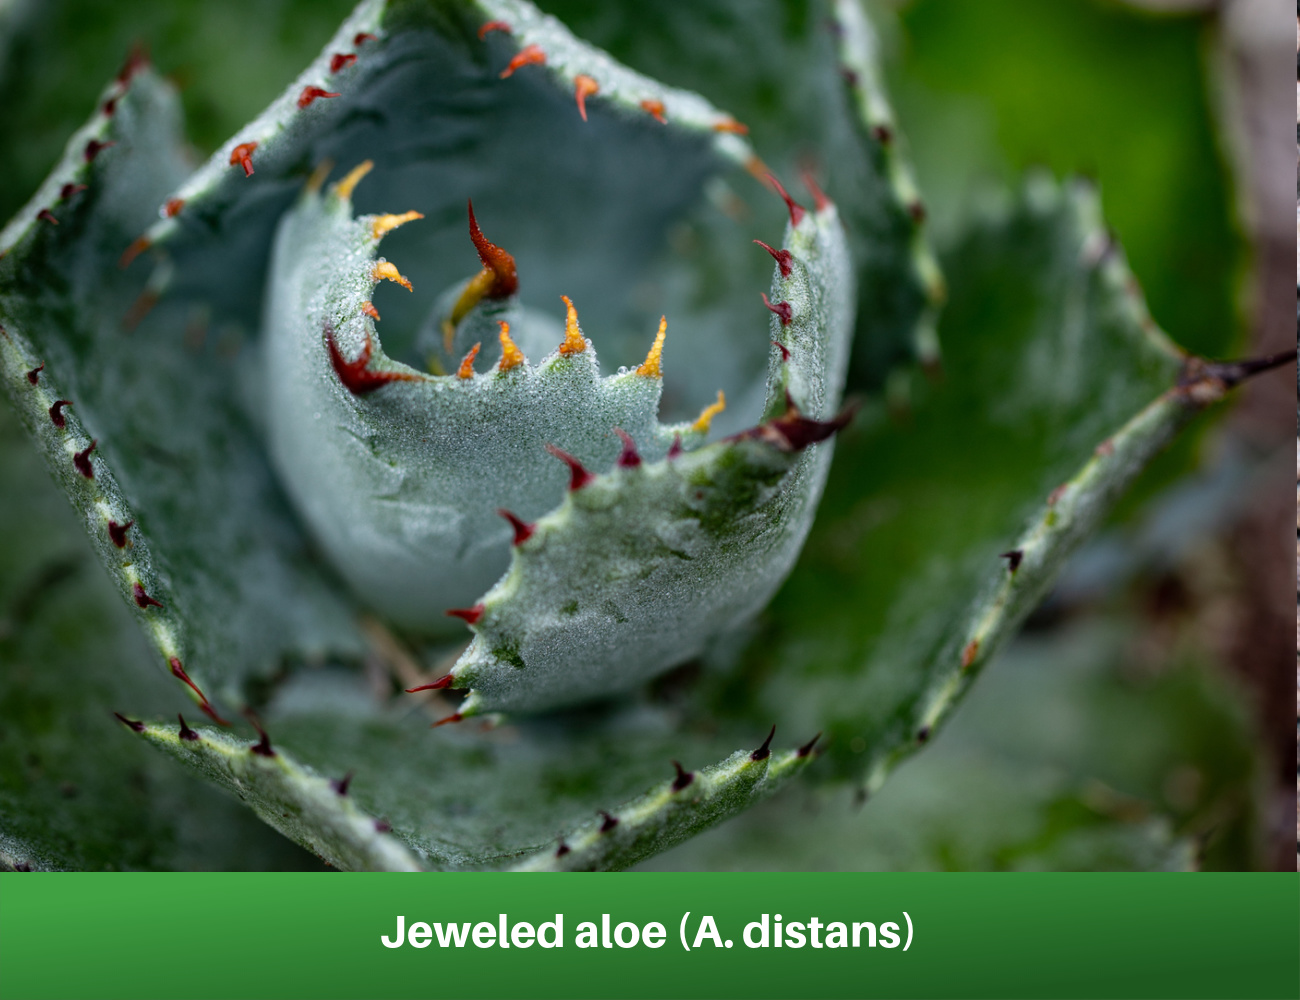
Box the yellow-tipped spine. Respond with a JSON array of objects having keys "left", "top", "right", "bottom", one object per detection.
[{"left": 636, "top": 316, "right": 667, "bottom": 378}]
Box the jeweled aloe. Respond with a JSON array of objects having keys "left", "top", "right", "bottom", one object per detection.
[{"left": 0, "top": 0, "right": 1284, "bottom": 871}]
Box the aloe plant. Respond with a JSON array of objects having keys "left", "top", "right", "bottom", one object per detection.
[{"left": 0, "top": 0, "right": 1285, "bottom": 871}]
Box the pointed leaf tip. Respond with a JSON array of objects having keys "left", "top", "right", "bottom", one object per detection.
[
  {"left": 764, "top": 173, "right": 805, "bottom": 227},
  {"left": 546, "top": 444, "right": 594, "bottom": 490},
  {"left": 750, "top": 724, "right": 776, "bottom": 761}
]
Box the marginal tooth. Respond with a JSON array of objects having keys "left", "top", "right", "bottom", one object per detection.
[
  {"left": 497, "top": 320, "right": 525, "bottom": 372},
  {"left": 229, "top": 141, "right": 258, "bottom": 177},
  {"left": 558, "top": 295, "right": 586, "bottom": 355},
  {"left": 574, "top": 74, "right": 599, "bottom": 121},
  {"left": 333, "top": 159, "right": 374, "bottom": 201},
  {"left": 361, "top": 301, "right": 380, "bottom": 320},
  {"left": 457, "top": 342, "right": 481, "bottom": 379},
  {"left": 640, "top": 99, "right": 667, "bottom": 123},
  {"left": 713, "top": 116, "right": 748, "bottom": 135},
  {"left": 371, "top": 210, "right": 424, "bottom": 240},
  {"left": 692, "top": 389, "right": 726, "bottom": 433},
  {"left": 305, "top": 158, "right": 335, "bottom": 193},
  {"left": 500, "top": 43, "right": 545, "bottom": 78},
  {"left": 443, "top": 201, "right": 518, "bottom": 349},
  {"left": 636, "top": 316, "right": 667, "bottom": 378},
  {"left": 373, "top": 260, "right": 412, "bottom": 291}
]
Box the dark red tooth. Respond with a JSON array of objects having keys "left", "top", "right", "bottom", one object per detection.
[
  {"left": 916, "top": 726, "right": 931, "bottom": 744},
  {"left": 199, "top": 701, "right": 232, "bottom": 727},
  {"left": 113, "top": 712, "right": 145, "bottom": 733},
  {"left": 1000, "top": 550, "right": 1023, "bottom": 572},
  {"left": 871, "top": 124, "right": 892, "bottom": 144},
  {"left": 761, "top": 293, "right": 792, "bottom": 326},
  {"left": 297, "top": 86, "right": 341, "bottom": 109},
  {"left": 36, "top": 208, "right": 58, "bottom": 225},
  {"left": 177, "top": 714, "right": 199, "bottom": 741},
  {"left": 108, "top": 520, "right": 133, "bottom": 550},
  {"left": 332, "top": 772, "right": 353, "bottom": 795},
  {"left": 671, "top": 760, "right": 694, "bottom": 791},
  {"left": 48, "top": 400, "right": 71, "bottom": 428},
  {"left": 229, "top": 142, "right": 257, "bottom": 177},
  {"left": 598, "top": 811, "right": 619, "bottom": 833},
  {"left": 555, "top": 842, "right": 571, "bottom": 857},
  {"left": 772, "top": 340, "right": 791, "bottom": 362},
  {"left": 614, "top": 428, "right": 641, "bottom": 469},
  {"left": 405, "top": 673, "right": 454, "bottom": 693},
  {"left": 764, "top": 173, "right": 805, "bottom": 226},
  {"left": 73, "top": 440, "right": 96, "bottom": 478},
  {"left": 102, "top": 95, "right": 119, "bottom": 116},
  {"left": 498, "top": 508, "right": 535, "bottom": 545},
  {"left": 330, "top": 52, "right": 357, "bottom": 73},
  {"left": 445, "top": 604, "right": 484, "bottom": 625},
  {"left": 753, "top": 239, "right": 793, "bottom": 278},
  {"left": 750, "top": 724, "right": 776, "bottom": 761},
  {"left": 324, "top": 324, "right": 418, "bottom": 394},
  {"left": 245, "top": 711, "right": 275, "bottom": 757},
  {"left": 667, "top": 434, "right": 682, "bottom": 460},
  {"left": 116, "top": 44, "right": 149, "bottom": 85},
  {"left": 374, "top": 819, "right": 392, "bottom": 833},
  {"left": 26, "top": 363, "right": 44, "bottom": 384},
  {"left": 961, "top": 640, "right": 979, "bottom": 670},
  {"left": 545, "top": 444, "right": 593, "bottom": 490},
  {"left": 908, "top": 201, "right": 926, "bottom": 223},
  {"left": 132, "top": 582, "right": 163, "bottom": 609},
  {"left": 60, "top": 183, "right": 87, "bottom": 200},
  {"left": 84, "top": 139, "right": 115, "bottom": 162},
  {"left": 478, "top": 19, "right": 510, "bottom": 39},
  {"left": 353, "top": 32, "right": 377, "bottom": 46},
  {"left": 432, "top": 712, "right": 464, "bottom": 728},
  {"left": 796, "top": 732, "right": 821, "bottom": 757}
]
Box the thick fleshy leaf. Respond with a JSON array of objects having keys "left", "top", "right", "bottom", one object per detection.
[{"left": 0, "top": 405, "right": 326, "bottom": 872}]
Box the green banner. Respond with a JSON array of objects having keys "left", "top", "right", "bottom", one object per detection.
[{"left": 0, "top": 873, "right": 1294, "bottom": 999}]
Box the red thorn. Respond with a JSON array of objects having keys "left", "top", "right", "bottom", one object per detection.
[
  {"left": 102, "top": 95, "right": 119, "bottom": 117},
  {"left": 772, "top": 340, "right": 791, "bottom": 362},
  {"left": 1000, "top": 550, "right": 1023, "bottom": 573},
  {"left": 113, "top": 712, "right": 144, "bottom": 733},
  {"left": 60, "top": 183, "right": 87, "bottom": 201},
  {"left": 330, "top": 52, "right": 358, "bottom": 73},
  {"left": 555, "top": 842, "right": 571, "bottom": 857},
  {"left": 500, "top": 43, "right": 545, "bottom": 78},
  {"left": 498, "top": 508, "right": 535, "bottom": 545},
  {"left": 761, "top": 292, "right": 792, "bottom": 326},
  {"left": 73, "top": 440, "right": 96, "bottom": 478},
  {"left": 229, "top": 141, "right": 257, "bottom": 177},
  {"left": 446, "top": 604, "right": 484, "bottom": 625},
  {"left": 246, "top": 714, "right": 275, "bottom": 757},
  {"left": 764, "top": 173, "right": 805, "bottom": 227},
  {"left": 406, "top": 673, "right": 454, "bottom": 693},
  {"left": 84, "top": 139, "right": 115, "bottom": 162},
  {"left": 116, "top": 44, "right": 149, "bottom": 85},
  {"left": 177, "top": 714, "right": 199, "bottom": 741},
  {"left": 118, "top": 236, "right": 151, "bottom": 270},
  {"left": 163, "top": 197, "right": 184, "bottom": 218},
  {"left": 478, "top": 19, "right": 510, "bottom": 38},
  {"left": 614, "top": 428, "right": 641, "bottom": 469},
  {"left": 908, "top": 201, "right": 926, "bottom": 223},
  {"left": 753, "top": 239, "right": 793, "bottom": 278},
  {"left": 671, "top": 760, "right": 694, "bottom": 791},
  {"left": 871, "top": 123, "right": 892, "bottom": 144},
  {"left": 546, "top": 444, "right": 594, "bottom": 490},
  {"left": 199, "top": 701, "right": 231, "bottom": 727},
  {"left": 961, "top": 640, "right": 980, "bottom": 670},
  {"left": 132, "top": 582, "right": 163, "bottom": 609},
  {"left": 796, "top": 732, "right": 821, "bottom": 757},
  {"left": 738, "top": 394, "right": 855, "bottom": 452},
  {"left": 574, "top": 74, "right": 598, "bottom": 122},
  {"left": 324, "top": 324, "right": 418, "bottom": 394},
  {"left": 48, "top": 399, "right": 71, "bottom": 428},
  {"left": 465, "top": 200, "right": 518, "bottom": 298},
  {"left": 640, "top": 99, "right": 667, "bottom": 124},
  {"left": 751, "top": 724, "right": 776, "bottom": 761},
  {"left": 667, "top": 434, "right": 682, "bottom": 460},
  {"left": 297, "top": 85, "right": 341, "bottom": 109},
  {"left": 598, "top": 811, "right": 619, "bottom": 833},
  {"left": 432, "top": 712, "right": 464, "bottom": 728},
  {"left": 801, "top": 170, "right": 831, "bottom": 212},
  {"left": 26, "top": 363, "right": 44, "bottom": 385},
  {"left": 917, "top": 726, "right": 931, "bottom": 744},
  {"left": 360, "top": 301, "right": 380, "bottom": 320},
  {"left": 108, "top": 519, "right": 134, "bottom": 548},
  {"left": 353, "top": 32, "right": 377, "bottom": 46},
  {"left": 332, "top": 771, "right": 353, "bottom": 795},
  {"left": 36, "top": 208, "right": 58, "bottom": 225}
]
